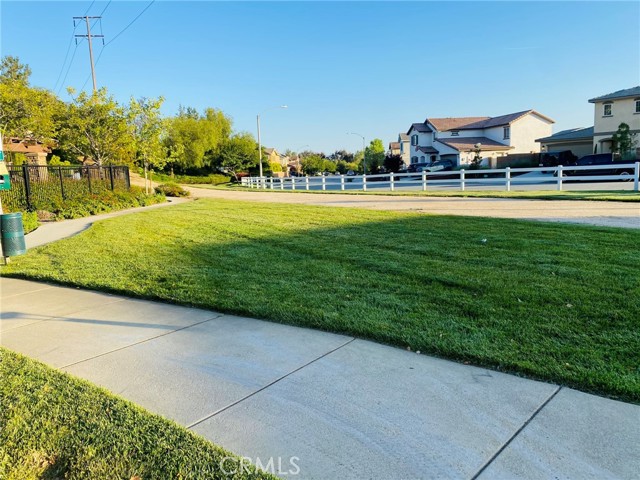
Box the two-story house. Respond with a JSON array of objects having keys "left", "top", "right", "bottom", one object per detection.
[
  {"left": 536, "top": 86, "right": 640, "bottom": 159},
  {"left": 407, "top": 110, "right": 554, "bottom": 167},
  {"left": 588, "top": 86, "right": 640, "bottom": 155}
]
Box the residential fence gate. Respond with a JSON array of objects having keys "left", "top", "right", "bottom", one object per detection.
[{"left": 0, "top": 165, "right": 130, "bottom": 212}]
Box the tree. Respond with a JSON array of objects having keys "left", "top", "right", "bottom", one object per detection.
[
  {"left": 0, "top": 56, "right": 31, "bottom": 85},
  {"left": 56, "top": 88, "right": 134, "bottom": 167},
  {"left": 612, "top": 123, "right": 638, "bottom": 160},
  {"left": 383, "top": 153, "right": 404, "bottom": 173},
  {"left": 164, "top": 106, "right": 232, "bottom": 172},
  {"left": 469, "top": 143, "right": 483, "bottom": 169},
  {"left": 300, "top": 154, "right": 325, "bottom": 175},
  {"left": 364, "top": 138, "right": 385, "bottom": 174},
  {"left": 0, "top": 56, "right": 61, "bottom": 143},
  {"left": 129, "top": 96, "right": 165, "bottom": 193},
  {"left": 213, "top": 132, "right": 259, "bottom": 181}
]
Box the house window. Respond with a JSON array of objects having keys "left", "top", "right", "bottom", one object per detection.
[
  {"left": 603, "top": 103, "right": 612, "bottom": 116},
  {"left": 411, "top": 156, "right": 418, "bottom": 164},
  {"left": 503, "top": 126, "right": 510, "bottom": 139},
  {"left": 420, "top": 156, "right": 425, "bottom": 162},
  {"left": 411, "top": 135, "right": 418, "bottom": 146},
  {"left": 451, "top": 130, "right": 459, "bottom": 136},
  {"left": 635, "top": 99, "right": 640, "bottom": 113}
]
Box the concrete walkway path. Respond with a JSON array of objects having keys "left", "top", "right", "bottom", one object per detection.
[
  {"left": 186, "top": 187, "right": 640, "bottom": 229},
  {"left": 23, "top": 197, "right": 190, "bottom": 249},
  {"left": 1, "top": 277, "right": 638, "bottom": 479}
]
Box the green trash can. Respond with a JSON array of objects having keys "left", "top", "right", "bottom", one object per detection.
[{"left": 1, "top": 212, "right": 27, "bottom": 257}]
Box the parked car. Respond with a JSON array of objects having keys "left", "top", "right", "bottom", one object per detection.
[
  {"left": 558, "top": 153, "right": 634, "bottom": 181},
  {"left": 407, "top": 162, "right": 433, "bottom": 173},
  {"left": 424, "top": 160, "right": 455, "bottom": 173},
  {"left": 539, "top": 150, "right": 578, "bottom": 167}
]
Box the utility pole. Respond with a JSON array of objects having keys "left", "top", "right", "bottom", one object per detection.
[{"left": 73, "top": 16, "right": 104, "bottom": 93}]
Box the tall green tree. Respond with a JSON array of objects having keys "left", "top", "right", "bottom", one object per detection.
[
  {"left": 129, "top": 96, "right": 165, "bottom": 193},
  {"left": 164, "top": 107, "right": 232, "bottom": 172},
  {"left": 56, "top": 88, "right": 134, "bottom": 166},
  {"left": 213, "top": 132, "right": 260, "bottom": 181},
  {"left": 364, "top": 138, "right": 385, "bottom": 174},
  {"left": 0, "top": 56, "right": 61, "bottom": 143}
]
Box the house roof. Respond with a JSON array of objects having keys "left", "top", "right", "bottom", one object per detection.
[
  {"left": 263, "top": 147, "right": 279, "bottom": 156},
  {"left": 588, "top": 86, "right": 640, "bottom": 103},
  {"left": 398, "top": 133, "right": 409, "bottom": 141},
  {"left": 389, "top": 142, "right": 401, "bottom": 150},
  {"left": 427, "top": 117, "right": 490, "bottom": 131},
  {"left": 416, "top": 146, "right": 439, "bottom": 154},
  {"left": 3, "top": 138, "right": 51, "bottom": 154},
  {"left": 536, "top": 126, "right": 594, "bottom": 143},
  {"left": 426, "top": 110, "right": 554, "bottom": 131},
  {"left": 406, "top": 122, "right": 433, "bottom": 134},
  {"left": 435, "top": 137, "right": 513, "bottom": 152}
]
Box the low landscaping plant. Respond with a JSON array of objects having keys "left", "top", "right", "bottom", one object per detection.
[
  {"left": 155, "top": 182, "right": 190, "bottom": 197},
  {"left": 20, "top": 211, "right": 39, "bottom": 234},
  {"left": 148, "top": 170, "right": 231, "bottom": 185},
  {"left": 3, "top": 199, "right": 639, "bottom": 402},
  {"left": 0, "top": 348, "right": 275, "bottom": 480}
]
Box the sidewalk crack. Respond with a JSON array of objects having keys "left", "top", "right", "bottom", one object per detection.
[
  {"left": 470, "top": 385, "right": 562, "bottom": 479},
  {"left": 186, "top": 337, "right": 357, "bottom": 429}
]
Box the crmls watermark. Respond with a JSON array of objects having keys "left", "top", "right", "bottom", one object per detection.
[{"left": 220, "top": 456, "right": 301, "bottom": 476}]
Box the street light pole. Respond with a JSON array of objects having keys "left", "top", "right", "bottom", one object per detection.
[
  {"left": 348, "top": 132, "right": 366, "bottom": 174},
  {"left": 257, "top": 105, "right": 287, "bottom": 179}
]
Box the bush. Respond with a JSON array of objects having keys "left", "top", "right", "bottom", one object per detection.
[
  {"left": 155, "top": 183, "right": 190, "bottom": 197},
  {"left": 21, "top": 211, "right": 39, "bottom": 234},
  {"left": 147, "top": 171, "right": 231, "bottom": 185}
]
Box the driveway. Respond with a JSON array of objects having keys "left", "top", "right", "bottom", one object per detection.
[{"left": 186, "top": 187, "right": 640, "bottom": 229}]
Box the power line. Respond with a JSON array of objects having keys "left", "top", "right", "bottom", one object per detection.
[
  {"left": 84, "top": 0, "right": 96, "bottom": 16},
  {"left": 53, "top": 21, "right": 81, "bottom": 92},
  {"left": 78, "top": 1, "right": 155, "bottom": 91},
  {"left": 98, "top": 0, "right": 112, "bottom": 17},
  {"left": 104, "top": 0, "right": 155, "bottom": 47},
  {"left": 57, "top": 38, "right": 85, "bottom": 95}
]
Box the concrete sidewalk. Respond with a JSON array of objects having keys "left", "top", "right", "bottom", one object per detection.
[
  {"left": 1, "top": 277, "right": 638, "bottom": 479},
  {"left": 23, "top": 197, "right": 190, "bottom": 250}
]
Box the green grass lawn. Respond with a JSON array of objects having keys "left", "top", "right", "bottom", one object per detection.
[
  {"left": 205, "top": 183, "right": 640, "bottom": 202},
  {"left": 0, "top": 348, "right": 275, "bottom": 480},
  {"left": 2, "top": 199, "right": 639, "bottom": 402}
]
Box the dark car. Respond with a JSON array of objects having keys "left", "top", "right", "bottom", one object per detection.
[
  {"left": 407, "top": 162, "right": 433, "bottom": 173},
  {"left": 539, "top": 150, "right": 578, "bottom": 167},
  {"left": 560, "top": 153, "right": 634, "bottom": 181}
]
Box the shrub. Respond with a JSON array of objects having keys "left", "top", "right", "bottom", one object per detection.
[
  {"left": 155, "top": 183, "right": 190, "bottom": 197},
  {"left": 148, "top": 171, "right": 231, "bottom": 185},
  {"left": 21, "top": 211, "right": 39, "bottom": 234}
]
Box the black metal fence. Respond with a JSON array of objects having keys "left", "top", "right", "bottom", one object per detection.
[{"left": 0, "top": 165, "right": 130, "bottom": 212}]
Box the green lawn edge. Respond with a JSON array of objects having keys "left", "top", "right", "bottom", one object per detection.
[
  {"left": 198, "top": 183, "right": 640, "bottom": 202},
  {"left": 0, "top": 347, "right": 276, "bottom": 480}
]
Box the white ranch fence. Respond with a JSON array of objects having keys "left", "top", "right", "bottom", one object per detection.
[{"left": 241, "top": 163, "right": 640, "bottom": 193}]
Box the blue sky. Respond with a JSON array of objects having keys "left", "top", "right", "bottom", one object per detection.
[{"left": 2, "top": 1, "right": 639, "bottom": 153}]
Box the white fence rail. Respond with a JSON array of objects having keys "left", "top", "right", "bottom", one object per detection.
[{"left": 241, "top": 163, "right": 640, "bottom": 193}]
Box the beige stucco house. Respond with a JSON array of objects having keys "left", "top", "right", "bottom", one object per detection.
[
  {"left": 406, "top": 110, "right": 554, "bottom": 167},
  {"left": 588, "top": 86, "right": 640, "bottom": 155}
]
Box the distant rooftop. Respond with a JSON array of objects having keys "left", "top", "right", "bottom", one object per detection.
[
  {"left": 426, "top": 110, "right": 554, "bottom": 131},
  {"left": 407, "top": 123, "right": 433, "bottom": 134},
  {"left": 588, "top": 86, "right": 640, "bottom": 103},
  {"left": 536, "top": 126, "right": 594, "bottom": 143}
]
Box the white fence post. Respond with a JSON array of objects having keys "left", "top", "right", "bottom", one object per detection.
[
  {"left": 270, "top": 177, "right": 274, "bottom": 190},
  {"left": 557, "top": 165, "right": 563, "bottom": 191},
  {"left": 292, "top": 177, "right": 296, "bottom": 190},
  {"left": 505, "top": 167, "right": 511, "bottom": 192},
  {"left": 322, "top": 175, "right": 326, "bottom": 191},
  {"left": 635, "top": 162, "right": 640, "bottom": 192},
  {"left": 362, "top": 174, "right": 367, "bottom": 191},
  {"left": 390, "top": 172, "right": 395, "bottom": 192},
  {"left": 341, "top": 175, "right": 345, "bottom": 191},
  {"left": 305, "top": 176, "right": 310, "bottom": 191},
  {"left": 460, "top": 169, "right": 465, "bottom": 191},
  {"left": 422, "top": 171, "right": 427, "bottom": 191},
  {"left": 281, "top": 178, "right": 284, "bottom": 190}
]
